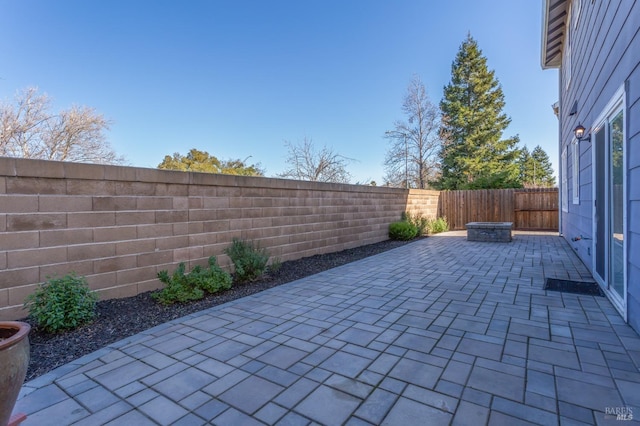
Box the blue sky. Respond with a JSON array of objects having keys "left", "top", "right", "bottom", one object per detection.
[{"left": 0, "top": 0, "right": 559, "bottom": 184}]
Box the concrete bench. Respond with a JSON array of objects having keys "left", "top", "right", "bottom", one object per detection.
[{"left": 466, "top": 222, "right": 513, "bottom": 242}]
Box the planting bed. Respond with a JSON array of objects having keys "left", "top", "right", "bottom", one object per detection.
[{"left": 23, "top": 238, "right": 415, "bottom": 381}]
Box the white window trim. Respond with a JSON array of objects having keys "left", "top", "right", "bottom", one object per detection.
[
  {"left": 572, "top": 139, "right": 580, "bottom": 204},
  {"left": 562, "top": 146, "right": 568, "bottom": 212}
]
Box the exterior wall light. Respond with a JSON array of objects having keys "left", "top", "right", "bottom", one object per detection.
[{"left": 573, "top": 123, "right": 590, "bottom": 142}]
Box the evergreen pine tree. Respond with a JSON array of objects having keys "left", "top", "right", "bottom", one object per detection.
[
  {"left": 519, "top": 146, "right": 535, "bottom": 185},
  {"left": 530, "top": 145, "right": 556, "bottom": 187},
  {"left": 518, "top": 145, "right": 556, "bottom": 187},
  {"left": 437, "top": 34, "right": 521, "bottom": 189}
]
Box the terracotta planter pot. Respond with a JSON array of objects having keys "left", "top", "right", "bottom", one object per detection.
[{"left": 0, "top": 322, "right": 30, "bottom": 426}]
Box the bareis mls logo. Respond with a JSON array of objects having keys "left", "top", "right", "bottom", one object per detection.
[{"left": 605, "top": 407, "right": 633, "bottom": 421}]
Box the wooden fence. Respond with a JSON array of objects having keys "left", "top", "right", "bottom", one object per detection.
[{"left": 438, "top": 188, "right": 559, "bottom": 231}]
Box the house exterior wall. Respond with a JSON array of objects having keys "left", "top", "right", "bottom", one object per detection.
[
  {"left": 554, "top": 0, "right": 640, "bottom": 332},
  {"left": 0, "top": 157, "right": 440, "bottom": 320}
]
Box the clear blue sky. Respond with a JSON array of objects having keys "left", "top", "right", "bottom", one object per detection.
[{"left": 0, "top": 0, "right": 559, "bottom": 184}]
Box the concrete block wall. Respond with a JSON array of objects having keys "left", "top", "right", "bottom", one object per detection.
[
  {"left": 404, "top": 189, "right": 441, "bottom": 220},
  {"left": 0, "top": 157, "right": 439, "bottom": 320}
]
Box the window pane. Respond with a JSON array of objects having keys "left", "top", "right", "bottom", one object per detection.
[{"left": 609, "top": 110, "right": 624, "bottom": 299}]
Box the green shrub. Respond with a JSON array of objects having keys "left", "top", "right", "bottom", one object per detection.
[
  {"left": 24, "top": 273, "right": 98, "bottom": 333},
  {"left": 389, "top": 221, "right": 418, "bottom": 240},
  {"left": 430, "top": 216, "right": 450, "bottom": 233},
  {"left": 189, "top": 257, "right": 233, "bottom": 293},
  {"left": 153, "top": 257, "right": 232, "bottom": 305},
  {"left": 404, "top": 212, "right": 430, "bottom": 236},
  {"left": 268, "top": 257, "right": 283, "bottom": 274},
  {"left": 224, "top": 238, "right": 270, "bottom": 283},
  {"left": 154, "top": 263, "right": 204, "bottom": 304}
]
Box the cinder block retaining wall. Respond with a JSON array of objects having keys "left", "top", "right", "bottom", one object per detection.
[{"left": 0, "top": 158, "right": 439, "bottom": 319}]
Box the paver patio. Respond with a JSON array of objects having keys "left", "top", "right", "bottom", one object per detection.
[{"left": 14, "top": 231, "right": 640, "bottom": 425}]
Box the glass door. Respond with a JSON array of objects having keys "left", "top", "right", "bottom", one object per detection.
[
  {"left": 594, "top": 126, "right": 605, "bottom": 284},
  {"left": 609, "top": 110, "right": 624, "bottom": 301},
  {"left": 592, "top": 86, "right": 626, "bottom": 317}
]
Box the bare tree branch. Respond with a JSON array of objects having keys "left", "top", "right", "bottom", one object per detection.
[
  {"left": 0, "top": 87, "right": 124, "bottom": 164},
  {"left": 278, "top": 137, "right": 353, "bottom": 183},
  {"left": 384, "top": 76, "right": 442, "bottom": 189}
]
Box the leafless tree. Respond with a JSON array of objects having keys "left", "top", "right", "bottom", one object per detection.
[
  {"left": 0, "top": 87, "right": 124, "bottom": 164},
  {"left": 278, "top": 137, "right": 353, "bottom": 183},
  {"left": 384, "top": 76, "right": 442, "bottom": 189}
]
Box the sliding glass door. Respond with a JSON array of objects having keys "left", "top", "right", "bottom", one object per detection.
[
  {"left": 609, "top": 110, "right": 624, "bottom": 300},
  {"left": 593, "top": 87, "right": 626, "bottom": 316}
]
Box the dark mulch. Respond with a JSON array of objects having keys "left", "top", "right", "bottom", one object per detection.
[{"left": 23, "top": 239, "right": 414, "bottom": 382}]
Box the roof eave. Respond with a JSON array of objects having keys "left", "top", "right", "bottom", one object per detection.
[{"left": 541, "top": 0, "right": 568, "bottom": 69}]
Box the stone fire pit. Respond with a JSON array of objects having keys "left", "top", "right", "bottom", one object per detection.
[{"left": 466, "top": 222, "right": 513, "bottom": 242}]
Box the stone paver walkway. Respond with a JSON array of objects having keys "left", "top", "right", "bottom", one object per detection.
[{"left": 15, "top": 232, "right": 640, "bottom": 425}]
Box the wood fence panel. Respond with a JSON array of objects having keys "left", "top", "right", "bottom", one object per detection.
[
  {"left": 514, "top": 190, "right": 558, "bottom": 230},
  {"left": 439, "top": 188, "right": 558, "bottom": 231}
]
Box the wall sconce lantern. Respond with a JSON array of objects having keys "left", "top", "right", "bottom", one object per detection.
[{"left": 573, "top": 123, "right": 590, "bottom": 142}]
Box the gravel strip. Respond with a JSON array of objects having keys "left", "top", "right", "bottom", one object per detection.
[{"left": 23, "top": 239, "right": 414, "bottom": 381}]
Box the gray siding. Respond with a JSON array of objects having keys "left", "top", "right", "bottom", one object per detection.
[{"left": 558, "top": 0, "right": 640, "bottom": 332}]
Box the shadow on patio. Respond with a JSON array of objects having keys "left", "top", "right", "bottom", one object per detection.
[{"left": 15, "top": 231, "right": 640, "bottom": 425}]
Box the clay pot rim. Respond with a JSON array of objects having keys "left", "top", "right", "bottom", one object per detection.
[{"left": 0, "top": 321, "right": 31, "bottom": 350}]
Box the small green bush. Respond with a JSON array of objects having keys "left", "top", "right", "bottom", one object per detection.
[
  {"left": 389, "top": 221, "right": 418, "bottom": 240},
  {"left": 404, "top": 212, "right": 430, "bottom": 236},
  {"left": 24, "top": 273, "right": 98, "bottom": 333},
  {"left": 189, "top": 257, "right": 233, "bottom": 293},
  {"left": 430, "top": 216, "right": 450, "bottom": 233},
  {"left": 268, "top": 257, "right": 283, "bottom": 274},
  {"left": 153, "top": 257, "right": 232, "bottom": 305},
  {"left": 154, "top": 263, "right": 204, "bottom": 305},
  {"left": 224, "top": 238, "right": 270, "bottom": 283}
]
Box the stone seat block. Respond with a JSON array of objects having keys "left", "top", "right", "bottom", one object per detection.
[{"left": 466, "top": 222, "right": 512, "bottom": 242}]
